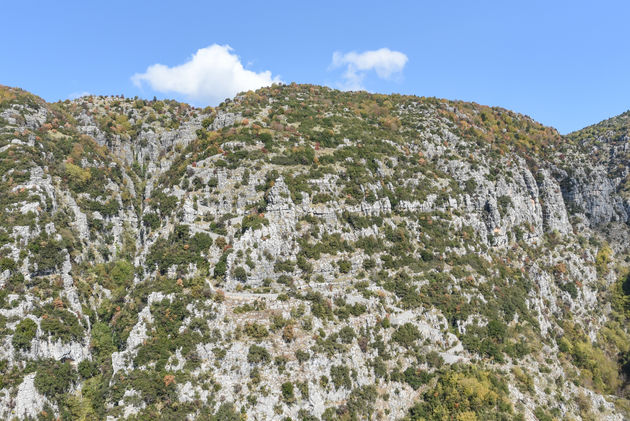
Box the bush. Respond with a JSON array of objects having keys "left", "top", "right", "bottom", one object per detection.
[
  {"left": 274, "top": 260, "right": 295, "bottom": 273},
  {"left": 486, "top": 319, "right": 507, "bottom": 343},
  {"left": 312, "top": 193, "right": 332, "bottom": 204},
  {"left": 110, "top": 259, "right": 134, "bottom": 287},
  {"left": 65, "top": 162, "right": 91, "bottom": 190},
  {"left": 338, "top": 326, "right": 355, "bottom": 344},
  {"left": 247, "top": 345, "right": 270, "bottom": 364},
  {"left": 78, "top": 360, "right": 99, "bottom": 378},
  {"left": 281, "top": 382, "right": 295, "bottom": 403},
  {"left": 40, "top": 307, "right": 84, "bottom": 343},
  {"left": 344, "top": 385, "right": 378, "bottom": 419},
  {"left": 91, "top": 322, "right": 115, "bottom": 364},
  {"left": 497, "top": 195, "right": 513, "bottom": 217},
  {"left": 12, "top": 318, "right": 37, "bottom": 351},
  {"left": 392, "top": 323, "right": 421, "bottom": 348},
  {"left": 241, "top": 214, "right": 269, "bottom": 232},
  {"left": 363, "top": 258, "right": 376, "bottom": 270},
  {"left": 127, "top": 369, "right": 177, "bottom": 406},
  {"left": 190, "top": 232, "right": 213, "bottom": 251},
  {"left": 146, "top": 226, "right": 215, "bottom": 275},
  {"left": 559, "top": 281, "right": 578, "bottom": 299},
  {"left": 211, "top": 403, "right": 242, "bottom": 421},
  {"left": 295, "top": 349, "right": 310, "bottom": 363},
  {"left": 404, "top": 367, "right": 433, "bottom": 390},
  {"left": 338, "top": 259, "right": 352, "bottom": 273},
  {"left": 405, "top": 366, "right": 514, "bottom": 420},
  {"left": 233, "top": 266, "right": 247, "bottom": 282},
  {"left": 214, "top": 259, "right": 227, "bottom": 278},
  {"left": 244, "top": 322, "right": 268, "bottom": 339},
  {"left": 426, "top": 350, "right": 444, "bottom": 368},
  {"left": 595, "top": 245, "right": 612, "bottom": 275},
  {"left": 330, "top": 365, "right": 352, "bottom": 390},
  {"left": 34, "top": 359, "right": 77, "bottom": 399},
  {"left": 0, "top": 257, "right": 16, "bottom": 271},
  {"left": 28, "top": 235, "right": 64, "bottom": 274}
]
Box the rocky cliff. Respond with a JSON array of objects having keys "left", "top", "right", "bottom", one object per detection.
[{"left": 0, "top": 84, "right": 628, "bottom": 420}]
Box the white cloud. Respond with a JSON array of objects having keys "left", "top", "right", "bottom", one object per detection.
[
  {"left": 131, "top": 44, "right": 281, "bottom": 105},
  {"left": 330, "top": 48, "right": 408, "bottom": 90}
]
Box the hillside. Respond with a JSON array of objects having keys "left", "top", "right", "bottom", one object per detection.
[{"left": 0, "top": 83, "right": 628, "bottom": 420}]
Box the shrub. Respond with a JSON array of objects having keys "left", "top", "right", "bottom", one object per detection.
[
  {"left": 274, "top": 260, "right": 295, "bottom": 273},
  {"left": 405, "top": 366, "right": 514, "bottom": 420},
  {"left": 244, "top": 322, "right": 268, "bottom": 339},
  {"left": 497, "top": 195, "right": 513, "bottom": 217},
  {"left": 247, "top": 345, "right": 270, "bottom": 364},
  {"left": 210, "top": 402, "right": 242, "bottom": 421},
  {"left": 110, "top": 259, "right": 134, "bottom": 287},
  {"left": 214, "top": 259, "right": 227, "bottom": 278},
  {"left": 338, "top": 326, "right": 356, "bottom": 344},
  {"left": 392, "top": 323, "right": 421, "bottom": 348},
  {"left": 65, "top": 162, "right": 91, "bottom": 190},
  {"left": 241, "top": 214, "right": 269, "bottom": 232},
  {"left": 90, "top": 322, "right": 115, "bottom": 364},
  {"left": 312, "top": 193, "right": 332, "bottom": 204},
  {"left": 281, "top": 382, "right": 295, "bottom": 403},
  {"left": 12, "top": 318, "right": 37, "bottom": 351},
  {"left": 28, "top": 235, "right": 64, "bottom": 274},
  {"left": 363, "top": 258, "right": 376, "bottom": 270},
  {"left": 404, "top": 367, "right": 433, "bottom": 390},
  {"left": 596, "top": 245, "right": 612, "bottom": 275},
  {"left": 190, "top": 232, "right": 213, "bottom": 250},
  {"left": 559, "top": 281, "right": 578, "bottom": 299},
  {"left": 34, "top": 359, "right": 77, "bottom": 399},
  {"left": 487, "top": 319, "right": 507, "bottom": 343},
  {"left": 233, "top": 266, "right": 247, "bottom": 282},
  {"left": 0, "top": 257, "right": 16, "bottom": 271},
  {"left": 330, "top": 365, "right": 352, "bottom": 390},
  {"left": 296, "top": 381, "right": 310, "bottom": 399},
  {"left": 78, "top": 360, "right": 99, "bottom": 378},
  {"left": 426, "top": 351, "right": 444, "bottom": 368},
  {"left": 344, "top": 385, "right": 378, "bottom": 419},
  {"left": 338, "top": 259, "right": 352, "bottom": 274},
  {"left": 295, "top": 349, "right": 310, "bottom": 363},
  {"left": 40, "top": 307, "right": 84, "bottom": 343}
]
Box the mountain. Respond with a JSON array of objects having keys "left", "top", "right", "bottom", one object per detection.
[{"left": 0, "top": 83, "right": 628, "bottom": 420}]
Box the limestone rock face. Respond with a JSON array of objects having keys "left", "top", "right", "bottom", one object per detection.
[
  {"left": 538, "top": 169, "right": 572, "bottom": 234},
  {"left": 6, "top": 374, "right": 49, "bottom": 420},
  {"left": 561, "top": 167, "right": 628, "bottom": 226},
  {"left": 0, "top": 85, "right": 628, "bottom": 420}
]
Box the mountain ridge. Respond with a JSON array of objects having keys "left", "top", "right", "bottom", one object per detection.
[{"left": 0, "top": 83, "right": 628, "bottom": 420}]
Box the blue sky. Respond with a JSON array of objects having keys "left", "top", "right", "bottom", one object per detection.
[{"left": 1, "top": 1, "right": 629, "bottom": 133}]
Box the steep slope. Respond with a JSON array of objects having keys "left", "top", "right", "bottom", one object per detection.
[
  {"left": 0, "top": 84, "right": 628, "bottom": 420},
  {"left": 564, "top": 111, "right": 630, "bottom": 225}
]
